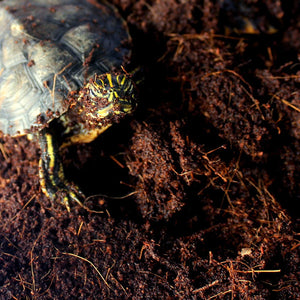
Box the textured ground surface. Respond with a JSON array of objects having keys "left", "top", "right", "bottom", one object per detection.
[{"left": 0, "top": 0, "right": 299, "bottom": 299}]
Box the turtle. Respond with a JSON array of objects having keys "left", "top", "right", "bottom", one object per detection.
[{"left": 0, "top": 0, "right": 137, "bottom": 211}]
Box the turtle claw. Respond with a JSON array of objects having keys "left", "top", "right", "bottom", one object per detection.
[
  {"left": 57, "top": 184, "right": 85, "bottom": 212},
  {"left": 39, "top": 164, "right": 85, "bottom": 211}
]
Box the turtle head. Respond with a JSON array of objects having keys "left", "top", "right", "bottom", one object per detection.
[{"left": 81, "top": 73, "right": 136, "bottom": 127}]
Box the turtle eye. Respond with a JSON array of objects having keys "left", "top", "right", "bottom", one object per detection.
[
  {"left": 89, "top": 85, "right": 109, "bottom": 99},
  {"left": 87, "top": 73, "right": 136, "bottom": 112},
  {"left": 88, "top": 74, "right": 115, "bottom": 100}
]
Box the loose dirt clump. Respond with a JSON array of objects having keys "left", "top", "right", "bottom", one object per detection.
[{"left": 0, "top": 0, "right": 299, "bottom": 299}]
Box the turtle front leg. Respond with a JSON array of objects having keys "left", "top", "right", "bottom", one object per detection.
[{"left": 38, "top": 128, "right": 84, "bottom": 211}]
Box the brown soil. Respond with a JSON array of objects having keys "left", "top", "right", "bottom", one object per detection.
[{"left": 0, "top": 0, "right": 299, "bottom": 299}]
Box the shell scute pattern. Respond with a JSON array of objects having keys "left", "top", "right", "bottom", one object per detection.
[{"left": 0, "top": 0, "right": 130, "bottom": 136}]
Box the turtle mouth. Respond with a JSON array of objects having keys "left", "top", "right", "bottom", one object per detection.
[
  {"left": 95, "top": 100, "right": 133, "bottom": 118},
  {"left": 95, "top": 102, "right": 115, "bottom": 118}
]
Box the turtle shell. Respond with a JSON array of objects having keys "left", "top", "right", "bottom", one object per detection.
[{"left": 0, "top": 0, "right": 131, "bottom": 136}]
